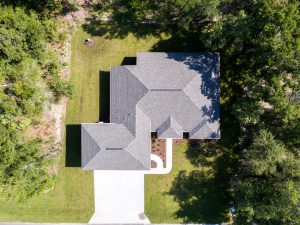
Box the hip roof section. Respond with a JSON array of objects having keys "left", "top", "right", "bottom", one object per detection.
[{"left": 81, "top": 52, "right": 220, "bottom": 170}]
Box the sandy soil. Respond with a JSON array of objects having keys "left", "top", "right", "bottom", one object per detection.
[{"left": 27, "top": 1, "right": 92, "bottom": 174}]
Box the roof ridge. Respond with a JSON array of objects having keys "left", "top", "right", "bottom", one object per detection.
[
  {"left": 182, "top": 75, "right": 200, "bottom": 107},
  {"left": 191, "top": 118, "right": 207, "bottom": 133},
  {"left": 83, "top": 125, "right": 103, "bottom": 148},
  {"left": 83, "top": 146, "right": 103, "bottom": 169},
  {"left": 169, "top": 116, "right": 182, "bottom": 127},
  {"left": 125, "top": 105, "right": 150, "bottom": 169},
  {"left": 124, "top": 66, "right": 150, "bottom": 94},
  {"left": 125, "top": 148, "right": 147, "bottom": 169},
  {"left": 110, "top": 66, "right": 149, "bottom": 136},
  {"left": 82, "top": 126, "right": 102, "bottom": 168},
  {"left": 189, "top": 118, "right": 214, "bottom": 138},
  {"left": 157, "top": 116, "right": 183, "bottom": 138}
]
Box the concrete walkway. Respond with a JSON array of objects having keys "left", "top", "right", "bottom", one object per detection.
[{"left": 145, "top": 138, "right": 173, "bottom": 174}]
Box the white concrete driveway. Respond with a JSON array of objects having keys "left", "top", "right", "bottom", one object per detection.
[
  {"left": 89, "top": 139, "right": 173, "bottom": 224},
  {"left": 89, "top": 170, "right": 150, "bottom": 224}
]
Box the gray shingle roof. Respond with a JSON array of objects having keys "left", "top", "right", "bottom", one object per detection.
[
  {"left": 157, "top": 117, "right": 183, "bottom": 139},
  {"left": 110, "top": 66, "right": 148, "bottom": 135},
  {"left": 82, "top": 52, "right": 220, "bottom": 170},
  {"left": 81, "top": 123, "right": 150, "bottom": 170}
]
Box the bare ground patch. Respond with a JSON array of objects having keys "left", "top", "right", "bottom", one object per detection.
[{"left": 151, "top": 139, "right": 166, "bottom": 168}]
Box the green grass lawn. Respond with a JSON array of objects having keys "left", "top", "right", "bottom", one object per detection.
[
  {"left": 0, "top": 22, "right": 234, "bottom": 223},
  {"left": 145, "top": 141, "right": 196, "bottom": 223},
  {"left": 145, "top": 140, "right": 233, "bottom": 224},
  {"left": 0, "top": 25, "right": 168, "bottom": 222}
]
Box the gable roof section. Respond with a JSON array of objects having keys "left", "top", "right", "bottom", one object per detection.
[
  {"left": 157, "top": 117, "right": 183, "bottom": 139},
  {"left": 189, "top": 119, "right": 215, "bottom": 139},
  {"left": 84, "top": 149, "right": 146, "bottom": 170},
  {"left": 138, "top": 89, "right": 206, "bottom": 132}
]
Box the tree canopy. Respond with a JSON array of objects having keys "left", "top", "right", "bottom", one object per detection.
[
  {"left": 106, "top": 0, "right": 300, "bottom": 223},
  {"left": 0, "top": 6, "right": 73, "bottom": 201}
]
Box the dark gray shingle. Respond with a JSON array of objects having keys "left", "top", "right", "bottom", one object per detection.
[{"left": 82, "top": 52, "right": 220, "bottom": 170}]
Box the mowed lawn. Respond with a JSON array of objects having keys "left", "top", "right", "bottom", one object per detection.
[
  {"left": 145, "top": 140, "right": 232, "bottom": 224},
  {"left": 0, "top": 23, "right": 232, "bottom": 223},
  {"left": 145, "top": 141, "right": 196, "bottom": 223},
  {"left": 0, "top": 25, "right": 168, "bottom": 222}
]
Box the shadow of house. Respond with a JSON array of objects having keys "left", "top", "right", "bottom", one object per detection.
[
  {"left": 99, "top": 71, "right": 110, "bottom": 123},
  {"left": 65, "top": 71, "right": 110, "bottom": 168},
  {"left": 65, "top": 124, "right": 81, "bottom": 167},
  {"left": 121, "top": 57, "right": 136, "bottom": 65}
]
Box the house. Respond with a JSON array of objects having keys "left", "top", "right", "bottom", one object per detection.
[
  {"left": 82, "top": 52, "right": 220, "bottom": 224},
  {"left": 81, "top": 52, "right": 220, "bottom": 170}
]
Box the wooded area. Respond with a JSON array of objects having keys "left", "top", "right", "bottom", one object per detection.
[
  {"left": 0, "top": 0, "right": 299, "bottom": 224},
  {"left": 0, "top": 1, "right": 75, "bottom": 201},
  {"left": 87, "top": 0, "right": 300, "bottom": 224}
]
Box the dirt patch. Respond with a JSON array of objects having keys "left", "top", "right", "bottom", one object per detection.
[
  {"left": 46, "top": 1, "right": 93, "bottom": 145},
  {"left": 26, "top": 1, "right": 92, "bottom": 177},
  {"left": 151, "top": 139, "right": 166, "bottom": 168},
  {"left": 58, "top": 0, "right": 89, "bottom": 25}
]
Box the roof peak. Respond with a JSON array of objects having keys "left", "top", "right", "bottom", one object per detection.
[{"left": 157, "top": 116, "right": 183, "bottom": 139}]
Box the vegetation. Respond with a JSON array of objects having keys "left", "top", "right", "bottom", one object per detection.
[
  {"left": 97, "top": 0, "right": 300, "bottom": 224},
  {"left": 233, "top": 130, "right": 300, "bottom": 225},
  {"left": 0, "top": 0, "right": 299, "bottom": 224},
  {"left": 0, "top": 23, "right": 168, "bottom": 221},
  {"left": 0, "top": 5, "right": 74, "bottom": 201},
  {"left": 145, "top": 140, "right": 235, "bottom": 223},
  {"left": 1, "top": 0, "right": 79, "bottom": 18},
  {"left": 0, "top": 27, "right": 95, "bottom": 223}
]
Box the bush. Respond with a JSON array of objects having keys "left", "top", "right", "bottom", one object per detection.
[{"left": 50, "top": 75, "right": 74, "bottom": 99}]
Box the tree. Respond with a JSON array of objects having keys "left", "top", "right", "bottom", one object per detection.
[
  {"left": 0, "top": 6, "right": 73, "bottom": 201},
  {"left": 132, "top": 0, "right": 219, "bottom": 29},
  {"left": 1, "top": 0, "right": 79, "bottom": 18},
  {"left": 121, "top": 0, "right": 300, "bottom": 223},
  {"left": 0, "top": 126, "right": 53, "bottom": 201},
  {"left": 244, "top": 130, "right": 286, "bottom": 175},
  {"left": 233, "top": 130, "right": 300, "bottom": 225},
  {"left": 232, "top": 98, "right": 263, "bottom": 127}
]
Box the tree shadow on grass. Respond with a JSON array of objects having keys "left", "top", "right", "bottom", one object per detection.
[
  {"left": 151, "top": 30, "right": 204, "bottom": 52},
  {"left": 82, "top": 20, "right": 165, "bottom": 39},
  {"left": 168, "top": 106, "right": 239, "bottom": 223},
  {"left": 169, "top": 146, "right": 236, "bottom": 224},
  {"left": 65, "top": 124, "right": 81, "bottom": 167}
]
